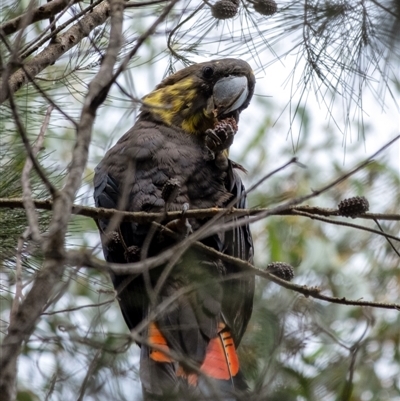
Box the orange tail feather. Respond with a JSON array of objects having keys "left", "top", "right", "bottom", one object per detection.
[
  {"left": 148, "top": 322, "right": 173, "bottom": 363},
  {"left": 148, "top": 321, "right": 240, "bottom": 383},
  {"left": 200, "top": 322, "right": 239, "bottom": 380}
]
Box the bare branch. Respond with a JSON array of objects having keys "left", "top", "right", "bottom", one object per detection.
[
  {"left": 21, "top": 105, "right": 54, "bottom": 240},
  {"left": 107, "top": 0, "right": 180, "bottom": 92},
  {"left": 19, "top": 0, "right": 105, "bottom": 60},
  {"left": 293, "top": 209, "right": 400, "bottom": 244},
  {"left": 42, "top": 297, "right": 116, "bottom": 315},
  {"left": 68, "top": 232, "right": 400, "bottom": 312},
  {"left": 8, "top": 105, "right": 52, "bottom": 337},
  {"left": 0, "top": 0, "right": 82, "bottom": 35},
  {"left": 9, "top": 228, "right": 30, "bottom": 330},
  {"left": 157, "top": 224, "right": 400, "bottom": 311},
  {"left": 373, "top": 218, "right": 400, "bottom": 258},
  {"left": 207, "top": 135, "right": 400, "bottom": 238},
  {"left": 0, "top": 1, "right": 111, "bottom": 105},
  {"left": 124, "top": 0, "right": 170, "bottom": 8},
  {"left": 76, "top": 349, "right": 102, "bottom": 401},
  {"left": 1, "top": 198, "right": 400, "bottom": 223}
]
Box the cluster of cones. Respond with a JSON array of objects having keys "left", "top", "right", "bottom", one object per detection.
[{"left": 210, "top": 0, "right": 278, "bottom": 20}]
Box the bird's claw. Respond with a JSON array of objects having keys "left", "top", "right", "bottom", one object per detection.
[
  {"left": 124, "top": 245, "right": 140, "bottom": 263},
  {"left": 164, "top": 202, "right": 192, "bottom": 238},
  {"left": 181, "top": 202, "right": 190, "bottom": 215}
]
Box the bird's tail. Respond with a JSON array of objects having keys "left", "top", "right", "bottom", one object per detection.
[{"left": 140, "top": 322, "right": 247, "bottom": 400}]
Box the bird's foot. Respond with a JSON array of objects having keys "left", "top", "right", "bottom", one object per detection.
[
  {"left": 124, "top": 245, "right": 141, "bottom": 263},
  {"left": 164, "top": 202, "right": 193, "bottom": 239},
  {"left": 106, "top": 231, "right": 122, "bottom": 252}
]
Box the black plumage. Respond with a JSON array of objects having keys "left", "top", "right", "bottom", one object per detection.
[{"left": 94, "top": 58, "right": 256, "bottom": 399}]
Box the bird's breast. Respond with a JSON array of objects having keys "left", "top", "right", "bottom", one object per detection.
[{"left": 99, "top": 119, "right": 232, "bottom": 218}]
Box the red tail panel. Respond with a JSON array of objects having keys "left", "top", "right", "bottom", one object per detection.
[
  {"left": 148, "top": 322, "right": 173, "bottom": 362},
  {"left": 200, "top": 323, "right": 240, "bottom": 380},
  {"left": 148, "top": 321, "right": 240, "bottom": 382}
]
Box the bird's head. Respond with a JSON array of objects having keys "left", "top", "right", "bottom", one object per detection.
[{"left": 141, "top": 58, "right": 255, "bottom": 135}]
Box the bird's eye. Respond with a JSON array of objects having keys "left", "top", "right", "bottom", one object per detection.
[{"left": 202, "top": 66, "right": 214, "bottom": 79}]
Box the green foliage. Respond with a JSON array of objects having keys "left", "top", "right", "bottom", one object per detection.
[{"left": 0, "top": 139, "right": 51, "bottom": 267}]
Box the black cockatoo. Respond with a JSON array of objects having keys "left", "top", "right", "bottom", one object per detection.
[{"left": 94, "top": 58, "right": 256, "bottom": 400}]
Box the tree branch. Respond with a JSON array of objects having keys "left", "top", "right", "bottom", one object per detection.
[
  {"left": 293, "top": 209, "right": 400, "bottom": 243},
  {"left": 19, "top": 0, "right": 105, "bottom": 60},
  {"left": 0, "top": 0, "right": 83, "bottom": 36},
  {"left": 156, "top": 224, "right": 400, "bottom": 311},
  {"left": 0, "top": 0, "right": 111, "bottom": 105},
  {"left": 68, "top": 230, "right": 400, "bottom": 312},
  {"left": 1, "top": 198, "right": 400, "bottom": 223},
  {"left": 0, "top": 0, "right": 125, "bottom": 397},
  {"left": 21, "top": 105, "right": 53, "bottom": 241}
]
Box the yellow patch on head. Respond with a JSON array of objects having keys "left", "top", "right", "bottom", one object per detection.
[{"left": 142, "top": 77, "right": 215, "bottom": 134}]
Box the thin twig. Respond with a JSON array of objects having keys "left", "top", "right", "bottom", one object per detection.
[
  {"left": 204, "top": 135, "right": 400, "bottom": 238},
  {"left": 340, "top": 321, "right": 370, "bottom": 401},
  {"left": 373, "top": 218, "right": 400, "bottom": 258},
  {"left": 21, "top": 105, "right": 54, "bottom": 240},
  {"left": 9, "top": 228, "right": 30, "bottom": 328},
  {"left": 8, "top": 92, "right": 57, "bottom": 197},
  {"left": 107, "top": 0, "right": 180, "bottom": 92},
  {"left": 76, "top": 349, "right": 102, "bottom": 401},
  {"left": 156, "top": 223, "right": 400, "bottom": 311},
  {"left": 293, "top": 209, "right": 400, "bottom": 243},
  {"left": 42, "top": 297, "right": 116, "bottom": 315},
  {"left": 124, "top": 0, "right": 170, "bottom": 7}
]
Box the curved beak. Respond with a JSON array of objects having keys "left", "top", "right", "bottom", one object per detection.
[{"left": 212, "top": 75, "right": 249, "bottom": 117}]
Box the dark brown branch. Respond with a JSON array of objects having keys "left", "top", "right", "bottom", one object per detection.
[
  {"left": 42, "top": 297, "right": 116, "bottom": 315},
  {"left": 76, "top": 349, "right": 102, "bottom": 401},
  {"left": 0, "top": 0, "right": 82, "bottom": 36},
  {"left": 373, "top": 218, "right": 400, "bottom": 258},
  {"left": 1, "top": 198, "right": 400, "bottom": 223},
  {"left": 21, "top": 105, "right": 53, "bottom": 241},
  {"left": 107, "top": 0, "right": 180, "bottom": 92},
  {"left": 205, "top": 135, "right": 400, "bottom": 239},
  {"left": 124, "top": 0, "right": 170, "bottom": 7},
  {"left": 68, "top": 231, "right": 400, "bottom": 312},
  {"left": 157, "top": 224, "right": 400, "bottom": 311},
  {"left": 9, "top": 228, "right": 30, "bottom": 330},
  {"left": 293, "top": 210, "right": 400, "bottom": 243},
  {"left": 19, "top": 0, "right": 105, "bottom": 60},
  {"left": 0, "top": 1, "right": 111, "bottom": 105}
]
